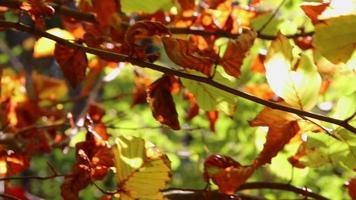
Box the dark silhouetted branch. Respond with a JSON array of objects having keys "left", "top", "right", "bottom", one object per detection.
[{"left": 0, "top": 21, "right": 354, "bottom": 134}]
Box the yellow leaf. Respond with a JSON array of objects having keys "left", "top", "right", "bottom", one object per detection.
[
  {"left": 112, "top": 136, "right": 171, "bottom": 200},
  {"left": 33, "top": 28, "right": 74, "bottom": 58}
]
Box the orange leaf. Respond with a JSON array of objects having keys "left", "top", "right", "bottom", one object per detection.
[
  {"left": 204, "top": 154, "right": 254, "bottom": 194},
  {"left": 249, "top": 106, "right": 300, "bottom": 167},
  {"left": 348, "top": 178, "right": 356, "bottom": 200},
  {"left": 251, "top": 53, "right": 266, "bottom": 73},
  {"left": 301, "top": 2, "right": 330, "bottom": 24},
  {"left": 176, "top": 0, "right": 196, "bottom": 12},
  {"left": 206, "top": 110, "right": 218, "bottom": 132},
  {"left": 244, "top": 83, "right": 275, "bottom": 100},
  {"left": 92, "top": 0, "right": 120, "bottom": 28},
  {"left": 219, "top": 29, "right": 256, "bottom": 77},
  {"left": 54, "top": 43, "right": 88, "bottom": 88},
  {"left": 0, "top": 152, "right": 30, "bottom": 176},
  {"left": 147, "top": 76, "right": 180, "bottom": 130},
  {"left": 162, "top": 37, "right": 216, "bottom": 76},
  {"left": 184, "top": 91, "right": 199, "bottom": 121}
]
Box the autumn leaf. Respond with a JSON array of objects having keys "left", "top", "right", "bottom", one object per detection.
[
  {"left": 54, "top": 43, "right": 88, "bottom": 88},
  {"left": 147, "top": 75, "right": 180, "bottom": 130},
  {"left": 264, "top": 33, "right": 321, "bottom": 110},
  {"left": 300, "top": 2, "right": 330, "bottom": 24},
  {"left": 0, "top": 152, "right": 30, "bottom": 176},
  {"left": 183, "top": 91, "right": 200, "bottom": 121},
  {"left": 162, "top": 36, "right": 217, "bottom": 76},
  {"left": 131, "top": 72, "right": 152, "bottom": 107},
  {"left": 313, "top": 15, "right": 356, "bottom": 64},
  {"left": 125, "top": 21, "right": 169, "bottom": 46},
  {"left": 348, "top": 178, "right": 356, "bottom": 199},
  {"left": 92, "top": 0, "right": 120, "bottom": 28},
  {"left": 33, "top": 28, "right": 74, "bottom": 58},
  {"left": 219, "top": 29, "right": 257, "bottom": 77},
  {"left": 204, "top": 154, "right": 254, "bottom": 194},
  {"left": 61, "top": 136, "right": 113, "bottom": 200},
  {"left": 206, "top": 110, "right": 218, "bottom": 132},
  {"left": 249, "top": 106, "right": 300, "bottom": 166},
  {"left": 112, "top": 136, "right": 171, "bottom": 200}
]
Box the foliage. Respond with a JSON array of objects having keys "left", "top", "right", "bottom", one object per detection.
[{"left": 0, "top": 0, "right": 355, "bottom": 199}]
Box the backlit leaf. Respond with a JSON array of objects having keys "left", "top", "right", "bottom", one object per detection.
[
  {"left": 265, "top": 33, "right": 321, "bottom": 110},
  {"left": 33, "top": 28, "right": 74, "bottom": 58},
  {"left": 162, "top": 37, "right": 216, "bottom": 76},
  {"left": 147, "top": 75, "right": 180, "bottom": 130},
  {"left": 219, "top": 29, "right": 257, "bottom": 77},
  {"left": 112, "top": 136, "right": 171, "bottom": 200},
  {"left": 313, "top": 15, "right": 356, "bottom": 64},
  {"left": 206, "top": 110, "right": 218, "bottom": 133},
  {"left": 249, "top": 106, "right": 300, "bottom": 166},
  {"left": 54, "top": 43, "right": 88, "bottom": 88},
  {"left": 181, "top": 71, "right": 237, "bottom": 114},
  {"left": 204, "top": 154, "right": 254, "bottom": 194},
  {"left": 348, "top": 178, "right": 356, "bottom": 199},
  {"left": 300, "top": 2, "right": 330, "bottom": 24}
]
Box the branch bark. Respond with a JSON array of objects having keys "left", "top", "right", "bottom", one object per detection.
[
  {"left": 0, "top": 20, "right": 354, "bottom": 134},
  {"left": 0, "top": 0, "right": 314, "bottom": 40}
]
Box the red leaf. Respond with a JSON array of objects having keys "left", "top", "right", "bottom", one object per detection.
[
  {"left": 177, "top": 0, "right": 196, "bottom": 12},
  {"left": 206, "top": 110, "right": 218, "bottom": 132},
  {"left": 131, "top": 72, "right": 152, "bottom": 107},
  {"left": 249, "top": 106, "right": 300, "bottom": 166},
  {"left": 54, "top": 43, "right": 88, "bottom": 88},
  {"left": 61, "top": 136, "right": 113, "bottom": 200},
  {"left": 204, "top": 154, "right": 254, "bottom": 194},
  {"left": 219, "top": 29, "right": 257, "bottom": 77},
  {"left": 0, "top": 152, "right": 30, "bottom": 176},
  {"left": 162, "top": 37, "right": 216, "bottom": 76},
  {"left": 183, "top": 91, "right": 199, "bottom": 121},
  {"left": 20, "top": 0, "right": 54, "bottom": 28},
  {"left": 147, "top": 75, "right": 180, "bottom": 130},
  {"left": 6, "top": 186, "right": 29, "bottom": 200},
  {"left": 348, "top": 178, "right": 356, "bottom": 200},
  {"left": 293, "top": 35, "right": 313, "bottom": 50},
  {"left": 92, "top": 0, "right": 120, "bottom": 28},
  {"left": 300, "top": 2, "right": 330, "bottom": 24}
]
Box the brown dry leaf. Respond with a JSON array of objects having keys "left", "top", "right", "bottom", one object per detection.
[
  {"left": 147, "top": 76, "right": 180, "bottom": 130},
  {"left": 219, "top": 29, "right": 257, "bottom": 77},
  {"left": 300, "top": 2, "right": 330, "bottom": 24},
  {"left": 206, "top": 110, "right": 219, "bottom": 133},
  {"left": 54, "top": 43, "right": 88, "bottom": 88},
  {"left": 249, "top": 106, "right": 300, "bottom": 166},
  {"left": 162, "top": 37, "right": 216, "bottom": 76}
]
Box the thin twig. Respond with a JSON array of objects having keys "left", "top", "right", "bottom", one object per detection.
[
  {"left": 0, "top": 173, "right": 68, "bottom": 182},
  {"left": 257, "top": 0, "right": 287, "bottom": 34},
  {"left": 298, "top": 115, "right": 340, "bottom": 140},
  {"left": 0, "top": 21, "right": 355, "bottom": 134},
  {"left": 0, "top": 0, "right": 314, "bottom": 40}
]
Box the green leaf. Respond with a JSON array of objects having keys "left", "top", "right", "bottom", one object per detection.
[
  {"left": 313, "top": 15, "right": 356, "bottom": 64},
  {"left": 121, "top": 0, "right": 173, "bottom": 14},
  {"left": 298, "top": 131, "right": 356, "bottom": 170},
  {"left": 331, "top": 91, "right": 356, "bottom": 121},
  {"left": 265, "top": 33, "right": 321, "bottom": 110},
  {"left": 181, "top": 71, "right": 238, "bottom": 114},
  {"left": 112, "top": 136, "right": 171, "bottom": 200}
]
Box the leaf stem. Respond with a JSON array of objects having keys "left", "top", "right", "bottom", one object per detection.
[{"left": 0, "top": 20, "right": 354, "bottom": 134}]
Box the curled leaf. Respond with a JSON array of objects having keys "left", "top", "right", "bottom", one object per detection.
[
  {"left": 54, "top": 43, "right": 88, "bottom": 88},
  {"left": 219, "top": 29, "right": 257, "bottom": 77},
  {"left": 147, "top": 75, "right": 180, "bottom": 130},
  {"left": 162, "top": 37, "right": 216, "bottom": 76}
]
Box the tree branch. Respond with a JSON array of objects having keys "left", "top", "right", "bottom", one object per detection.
[
  {"left": 238, "top": 182, "right": 329, "bottom": 200},
  {"left": 0, "top": 20, "right": 354, "bottom": 134},
  {"left": 0, "top": 0, "right": 314, "bottom": 40}
]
